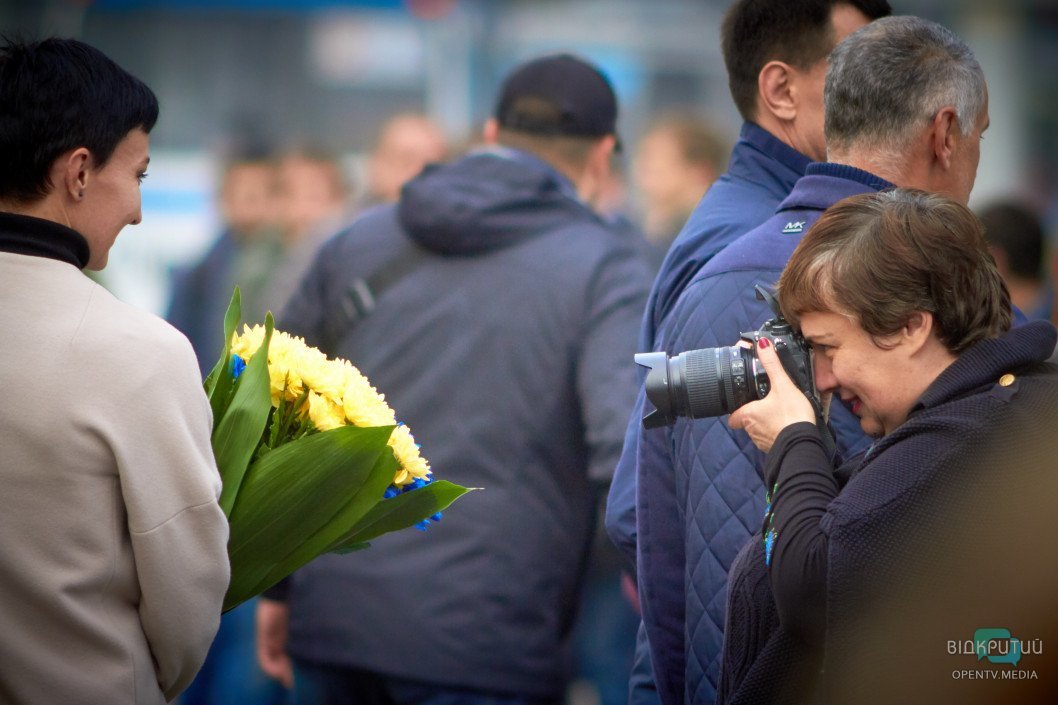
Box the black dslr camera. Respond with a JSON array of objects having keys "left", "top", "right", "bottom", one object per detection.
[{"left": 636, "top": 285, "right": 819, "bottom": 429}]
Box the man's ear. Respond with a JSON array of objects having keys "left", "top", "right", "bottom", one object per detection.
[
  {"left": 574, "top": 135, "right": 617, "bottom": 206},
  {"left": 929, "top": 107, "right": 959, "bottom": 171},
  {"left": 591, "top": 135, "right": 617, "bottom": 172},
  {"left": 482, "top": 118, "right": 500, "bottom": 145},
  {"left": 586, "top": 135, "right": 616, "bottom": 188},
  {"left": 58, "top": 147, "right": 92, "bottom": 201},
  {"left": 758, "top": 61, "right": 797, "bottom": 122}
]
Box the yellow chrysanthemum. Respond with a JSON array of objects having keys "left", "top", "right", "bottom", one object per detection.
[
  {"left": 388, "top": 424, "right": 431, "bottom": 485},
  {"left": 299, "top": 356, "right": 347, "bottom": 405},
  {"left": 341, "top": 366, "right": 396, "bottom": 427},
  {"left": 230, "top": 324, "right": 266, "bottom": 359},
  {"left": 306, "top": 391, "right": 347, "bottom": 432},
  {"left": 230, "top": 324, "right": 431, "bottom": 487}
]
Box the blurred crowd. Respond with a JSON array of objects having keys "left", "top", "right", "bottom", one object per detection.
[
  {"left": 168, "top": 99, "right": 1058, "bottom": 705},
  {"left": 167, "top": 114, "right": 1058, "bottom": 365},
  {"left": 165, "top": 101, "right": 742, "bottom": 705}
]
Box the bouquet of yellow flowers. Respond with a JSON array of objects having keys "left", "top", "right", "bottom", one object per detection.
[{"left": 205, "top": 290, "right": 469, "bottom": 611}]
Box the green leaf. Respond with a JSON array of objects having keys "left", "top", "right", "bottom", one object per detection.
[
  {"left": 204, "top": 287, "right": 242, "bottom": 425},
  {"left": 223, "top": 424, "right": 394, "bottom": 611},
  {"left": 328, "top": 480, "right": 473, "bottom": 552},
  {"left": 230, "top": 447, "right": 398, "bottom": 608},
  {"left": 214, "top": 312, "right": 274, "bottom": 516}
]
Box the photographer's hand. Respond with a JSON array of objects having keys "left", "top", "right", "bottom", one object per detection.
[{"left": 728, "top": 338, "right": 815, "bottom": 452}]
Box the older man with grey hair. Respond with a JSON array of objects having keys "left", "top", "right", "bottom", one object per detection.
[
  {"left": 631, "top": 14, "right": 991, "bottom": 704},
  {"left": 823, "top": 15, "right": 988, "bottom": 203}
]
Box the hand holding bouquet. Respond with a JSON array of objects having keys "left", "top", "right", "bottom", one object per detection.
[{"left": 204, "top": 290, "right": 469, "bottom": 611}]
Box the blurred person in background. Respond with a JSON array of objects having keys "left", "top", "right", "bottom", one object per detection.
[
  {"left": 572, "top": 138, "right": 652, "bottom": 705},
  {"left": 256, "top": 53, "right": 651, "bottom": 705},
  {"left": 267, "top": 147, "right": 352, "bottom": 311},
  {"left": 170, "top": 148, "right": 287, "bottom": 705},
  {"left": 167, "top": 148, "right": 282, "bottom": 375},
  {"left": 362, "top": 112, "right": 448, "bottom": 205},
  {"left": 632, "top": 113, "right": 729, "bottom": 268},
  {"left": 979, "top": 200, "right": 1052, "bottom": 321},
  {"left": 645, "top": 15, "right": 988, "bottom": 705},
  {"left": 0, "top": 36, "right": 228, "bottom": 704},
  {"left": 177, "top": 147, "right": 351, "bottom": 705},
  {"left": 604, "top": 2, "right": 890, "bottom": 703}
]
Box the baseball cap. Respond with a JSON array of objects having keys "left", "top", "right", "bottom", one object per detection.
[{"left": 494, "top": 54, "right": 620, "bottom": 145}]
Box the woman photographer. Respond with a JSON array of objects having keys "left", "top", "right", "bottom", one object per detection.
[{"left": 718, "top": 189, "right": 1058, "bottom": 704}]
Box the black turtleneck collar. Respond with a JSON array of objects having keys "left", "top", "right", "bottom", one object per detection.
[{"left": 0, "top": 211, "right": 91, "bottom": 269}]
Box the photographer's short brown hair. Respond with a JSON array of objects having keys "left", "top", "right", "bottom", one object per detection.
[{"left": 778, "top": 189, "right": 1011, "bottom": 354}]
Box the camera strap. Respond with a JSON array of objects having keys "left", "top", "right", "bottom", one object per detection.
[{"left": 809, "top": 397, "right": 838, "bottom": 462}]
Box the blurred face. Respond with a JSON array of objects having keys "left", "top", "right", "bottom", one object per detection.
[
  {"left": 76, "top": 128, "right": 149, "bottom": 271},
  {"left": 221, "top": 162, "right": 278, "bottom": 235},
  {"left": 278, "top": 157, "right": 345, "bottom": 240},
  {"left": 795, "top": 3, "right": 872, "bottom": 161},
  {"left": 634, "top": 131, "right": 687, "bottom": 202},
  {"left": 633, "top": 130, "right": 715, "bottom": 209},
  {"left": 801, "top": 310, "right": 920, "bottom": 438},
  {"left": 368, "top": 117, "right": 447, "bottom": 202}
]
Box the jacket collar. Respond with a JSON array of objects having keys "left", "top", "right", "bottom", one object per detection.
[
  {"left": 739, "top": 122, "right": 813, "bottom": 175},
  {"left": 912, "top": 321, "right": 1057, "bottom": 415},
  {"left": 776, "top": 162, "right": 894, "bottom": 213},
  {"left": 397, "top": 147, "right": 601, "bottom": 256},
  {"left": 473, "top": 145, "right": 581, "bottom": 203},
  {"left": 0, "top": 211, "right": 90, "bottom": 268}
]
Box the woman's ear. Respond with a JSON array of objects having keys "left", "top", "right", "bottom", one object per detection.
[
  {"left": 59, "top": 147, "right": 92, "bottom": 201},
  {"left": 903, "top": 311, "right": 935, "bottom": 353}
]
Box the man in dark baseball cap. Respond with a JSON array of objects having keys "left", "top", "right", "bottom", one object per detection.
[
  {"left": 258, "top": 52, "right": 650, "bottom": 705},
  {"left": 494, "top": 53, "right": 620, "bottom": 144}
]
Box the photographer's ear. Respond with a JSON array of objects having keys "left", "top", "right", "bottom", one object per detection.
[{"left": 902, "top": 311, "right": 935, "bottom": 354}]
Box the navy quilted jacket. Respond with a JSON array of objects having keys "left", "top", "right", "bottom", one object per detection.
[
  {"left": 606, "top": 123, "right": 810, "bottom": 705},
  {"left": 640, "top": 164, "right": 890, "bottom": 704}
]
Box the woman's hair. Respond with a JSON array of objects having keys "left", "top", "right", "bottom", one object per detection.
[
  {"left": 778, "top": 189, "right": 1012, "bottom": 354},
  {"left": 0, "top": 37, "right": 159, "bottom": 203}
]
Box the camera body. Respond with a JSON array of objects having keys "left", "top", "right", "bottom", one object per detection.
[{"left": 637, "top": 286, "right": 818, "bottom": 428}]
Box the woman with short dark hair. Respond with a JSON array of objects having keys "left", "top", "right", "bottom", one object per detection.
[
  {"left": 718, "top": 189, "right": 1058, "bottom": 704},
  {"left": 0, "top": 38, "right": 229, "bottom": 703}
]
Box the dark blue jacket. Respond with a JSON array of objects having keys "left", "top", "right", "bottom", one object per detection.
[
  {"left": 277, "top": 147, "right": 651, "bottom": 697},
  {"left": 605, "top": 123, "right": 810, "bottom": 705},
  {"left": 638, "top": 164, "right": 889, "bottom": 705}
]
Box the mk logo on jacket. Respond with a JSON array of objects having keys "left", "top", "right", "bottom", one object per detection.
[{"left": 782, "top": 221, "right": 805, "bottom": 234}]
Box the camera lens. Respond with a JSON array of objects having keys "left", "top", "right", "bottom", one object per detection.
[{"left": 636, "top": 345, "right": 757, "bottom": 428}]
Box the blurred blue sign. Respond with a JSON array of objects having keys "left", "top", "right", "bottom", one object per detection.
[{"left": 93, "top": 0, "right": 403, "bottom": 10}]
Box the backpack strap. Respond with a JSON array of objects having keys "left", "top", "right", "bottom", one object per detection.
[{"left": 324, "top": 240, "right": 429, "bottom": 351}]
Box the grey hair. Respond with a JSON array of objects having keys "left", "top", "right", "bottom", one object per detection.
[{"left": 824, "top": 16, "right": 986, "bottom": 155}]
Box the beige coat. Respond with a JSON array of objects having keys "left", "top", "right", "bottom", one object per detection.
[{"left": 0, "top": 253, "right": 230, "bottom": 704}]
